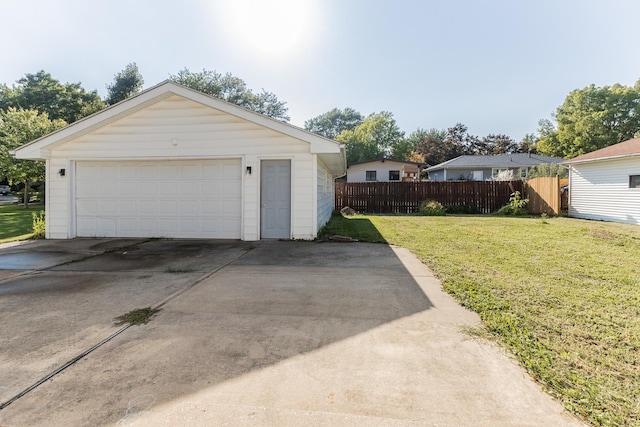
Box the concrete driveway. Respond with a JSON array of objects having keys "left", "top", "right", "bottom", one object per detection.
[{"left": 0, "top": 238, "right": 584, "bottom": 426}]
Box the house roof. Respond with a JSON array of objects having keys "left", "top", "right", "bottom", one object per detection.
[
  {"left": 348, "top": 157, "right": 427, "bottom": 168},
  {"left": 12, "top": 80, "right": 347, "bottom": 176},
  {"left": 562, "top": 138, "right": 640, "bottom": 165},
  {"left": 426, "top": 153, "right": 563, "bottom": 172}
]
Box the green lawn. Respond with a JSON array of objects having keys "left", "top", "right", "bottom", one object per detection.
[
  {"left": 0, "top": 204, "right": 39, "bottom": 242},
  {"left": 320, "top": 213, "right": 640, "bottom": 426}
]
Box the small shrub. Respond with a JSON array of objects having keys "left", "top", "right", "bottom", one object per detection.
[
  {"left": 496, "top": 191, "right": 529, "bottom": 215},
  {"left": 418, "top": 200, "right": 446, "bottom": 216},
  {"left": 31, "top": 211, "right": 46, "bottom": 239},
  {"left": 445, "top": 204, "right": 479, "bottom": 214}
]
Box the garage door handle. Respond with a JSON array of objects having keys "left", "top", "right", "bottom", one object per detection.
[{"left": 261, "top": 203, "right": 266, "bottom": 207}]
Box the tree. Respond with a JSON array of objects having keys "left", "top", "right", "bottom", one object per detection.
[
  {"left": 105, "top": 62, "right": 144, "bottom": 105},
  {"left": 0, "top": 108, "right": 66, "bottom": 207},
  {"left": 443, "top": 123, "right": 482, "bottom": 155},
  {"left": 480, "top": 134, "right": 519, "bottom": 154},
  {"left": 169, "top": 68, "right": 289, "bottom": 121},
  {"left": 336, "top": 111, "right": 405, "bottom": 165},
  {"left": 519, "top": 133, "right": 538, "bottom": 154},
  {"left": 0, "top": 71, "right": 104, "bottom": 123},
  {"left": 537, "top": 80, "right": 640, "bottom": 158},
  {"left": 413, "top": 128, "right": 457, "bottom": 165},
  {"left": 304, "top": 107, "right": 363, "bottom": 139}
]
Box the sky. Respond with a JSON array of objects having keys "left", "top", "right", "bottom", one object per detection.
[{"left": 2, "top": 0, "right": 640, "bottom": 141}]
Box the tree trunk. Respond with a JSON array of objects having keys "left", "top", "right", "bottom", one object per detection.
[{"left": 23, "top": 180, "right": 29, "bottom": 209}]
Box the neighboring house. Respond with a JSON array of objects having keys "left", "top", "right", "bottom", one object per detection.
[
  {"left": 12, "top": 81, "right": 346, "bottom": 240},
  {"left": 562, "top": 138, "right": 640, "bottom": 225},
  {"left": 347, "top": 158, "right": 424, "bottom": 182},
  {"left": 426, "top": 153, "right": 563, "bottom": 181}
]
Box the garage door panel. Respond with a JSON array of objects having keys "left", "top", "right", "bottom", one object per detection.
[
  {"left": 179, "top": 219, "right": 198, "bottom": 233},
  {"left": 120, "top": 200, "right": 136, "bottom": 215},
  {"left": 140, "top": 220, "right": 156, "bottom": 234},
  {"left": 119, "top": 218, "right": 137, "bottom": 234},
  {"left": 221, "top": 200, "right": 240, "bottom": 215},
  {"left": 202, "top": 164, "right": 220, "bottom": 179},
  {"left": 76, "top": 200, "right": 98, "bottom": 216},
  {"left": 201, "top": 183, "right": 219, "bottom": 196},
  {"left": 99, "top": 200, "right": 118, "bottom": 215},
  {"left": 139, "top": 201, "right": 157, "bottom": 214},
  {"left": 140, "top": 165, "right": 157, "bottom": 179},
  {"left": 120, "top": 165, "right": 138, "bottom": 179},
  {"left": 223, "top": 163, "right": 241, "bottom": 179},
  {"left": 76, "top": 160, "right": 241, "bottom": 239},
  {"left": 180, "top": 203, "right": 198, "bottom": 216}
]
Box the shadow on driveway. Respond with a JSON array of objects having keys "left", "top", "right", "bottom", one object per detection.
[{"left": 0, "top": 240, "right": 434, "bottom": 426}]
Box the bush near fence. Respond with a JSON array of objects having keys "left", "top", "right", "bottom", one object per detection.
[{"left": 335, "top": 181, "right": 524, "bottom": 214}]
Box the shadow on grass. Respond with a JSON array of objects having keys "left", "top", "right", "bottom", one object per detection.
[{"left": 319, "top": 212, "right": 387, "bottom": 243}]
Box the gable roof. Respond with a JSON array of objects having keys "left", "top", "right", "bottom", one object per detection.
[
  {"left": 347, "top": 157, "right": 427, "bottom": 168},
  {"left": 12, "top": 80, "right": 346, "bottom": 176},
  {"left": 562, "top": 138, "right": 640, "bottom": 165},
  {"left": 426, "top": 153, "right": 563, "bottom": 172}
]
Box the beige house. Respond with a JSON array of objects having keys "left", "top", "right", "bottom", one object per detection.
[
  {"left": 347, "top": 158, "right": 424, "bottom": 182},
  {"left": 12, "top": 81, "right": 346, "bottom": 240}
]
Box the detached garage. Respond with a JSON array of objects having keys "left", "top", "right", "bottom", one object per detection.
[
  {"left": 563, "top": 138, "right": 640, "bottom": 225},
  {"left": 13, "top": 81, "right": 346, "bottom": 240}
]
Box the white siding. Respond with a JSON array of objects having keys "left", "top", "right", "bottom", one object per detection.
[
  {"left": 347, "top": 161, "right": 407, "bottom": 182},
  {"left": 569, "top": 156, "right": 640, "bottom": 225},
  {"left": 52, "top": 95, "right": 309, "bottom": 160},
  {"left": 46, "top": 158, "right": 72, "bottom": 239},
  {"left": 291, "top": 153, "right": 314, "bottom": 239},
  {"left": 317, "top": 160, "right": 334, "bottom": 231}
]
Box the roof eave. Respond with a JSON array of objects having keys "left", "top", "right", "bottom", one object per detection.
[
  {"left": 12, "top": 80, "right": 344, "bottom": 161},
  {"left": 563, "top": 152, "right": 640, "bottom": 165}
]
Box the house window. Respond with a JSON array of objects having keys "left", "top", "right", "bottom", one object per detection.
[
  {"left": 389, "top": 170, "right": 400, "bottom": 181},
  {"left": 366, "top": 171, "right": 377, "bottom": 181},
  {"left": 492, "top": 168, "right": 509, "bottom": 178},
  {"left": 520, "top": 168, "right": 528, "bottom": 178},
  {"left": 630, "top": 175, "right": 640, "bottom": 188}
]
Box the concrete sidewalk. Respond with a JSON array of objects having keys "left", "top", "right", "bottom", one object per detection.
[{"left": 0, "top": 240, "right": 585, "bottom": 426}]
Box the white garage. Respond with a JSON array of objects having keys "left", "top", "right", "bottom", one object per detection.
[{"left": 12, "top": 81, "right": 346, "bottom": 241}]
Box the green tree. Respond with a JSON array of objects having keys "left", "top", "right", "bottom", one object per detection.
[
  {"left": 304, "top": 107, "right": 363, "bottom": 139},
  {"left": 0, "top": 108, "right": 66, "bottom": 207},
  {"left": 336, "top": 111, "right": 405, "bottom": 165},
  {"left": 0, "top": 71, "right": 104, "bottom": 123},
  {"left": 537, "top": 80, "right": 640, "bottom": 158},
  {"left": 169, "top": 68, "right": 289, "bottom": 121},
  {"left": 105, "top": 62, "right": 144, "bottom": 105}
]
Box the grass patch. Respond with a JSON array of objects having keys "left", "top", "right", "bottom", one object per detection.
[
  {"left": 323, "top": 213, "right": 640, "bottom": 426},
  {"left": 113, "top": 307, "right": 161, "bottom": 326},
  {"left": 0, "top": 204, "right": 36, "bottom": 242}
]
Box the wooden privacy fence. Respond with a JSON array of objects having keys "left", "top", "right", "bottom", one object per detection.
[
  {"left": 526, "top": 177, "right": 569, "bottom": 215},
  {"left": 335, "top": 180, "right": 524, "bottom": 214}
]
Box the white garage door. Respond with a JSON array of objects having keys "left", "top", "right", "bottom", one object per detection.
[{"left": 75, "top": 159, "right": 242, "bottom": 238}]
